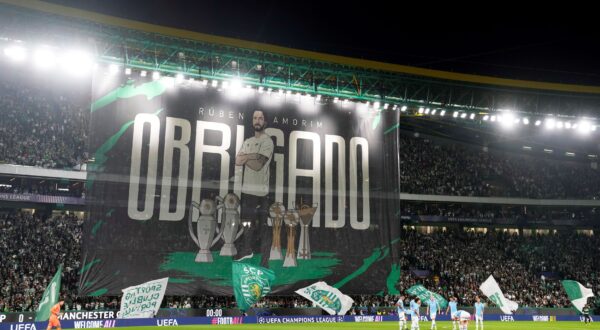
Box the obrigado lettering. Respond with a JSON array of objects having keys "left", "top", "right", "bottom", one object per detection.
[{"left": 127, "top": 115, "right": 370, "bottom": 230}]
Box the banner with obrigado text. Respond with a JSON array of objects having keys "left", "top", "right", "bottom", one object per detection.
[
  {"left": 295, "top": 281, "right": 354, "bottom": 315},
  {"left": 405, "top": 284, "right": 448, "bottom": 309},
  {"left": 119, "top": 278, "right": 169, "bottom": 319},
  {"left": 79, "top": 74, "right": 400, "bottom": 296}
]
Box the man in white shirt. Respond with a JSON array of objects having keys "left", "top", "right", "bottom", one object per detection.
[{"left": 235, "top": 110, "right": 274, "bottom": 265}]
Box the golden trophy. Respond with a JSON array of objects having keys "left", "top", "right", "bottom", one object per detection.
[
  {"left": 296, "top": 200, "right": 318, "bottom": 260},
  {"left": 268, "top": 202, "right": 286, "bottom": 260},
  {"left": 283, "top": 208, "right": 299, "bottom": 267}
]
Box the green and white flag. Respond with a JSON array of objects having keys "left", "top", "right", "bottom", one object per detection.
[
  {"left": 561, "top": 280, "right": 594, "bottom": 313},
  {"left": 295, "top": 281, "right": 354, "bottom": 315},
  {"left": 35, "top": 265, "right": 62, "bottom": 322},
  {"left": 479, "top": 275, "right": 518, "bottom": 314},
  {"left": 232, "top": 262, "right": 275, "bottom": 312},
  {"left": 406, "top": 284, "right": 448, "bottom": 309}
]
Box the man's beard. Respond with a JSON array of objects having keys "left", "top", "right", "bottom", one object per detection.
[{"left": 254, "top": 124, "right": 265, "bottom": 132}]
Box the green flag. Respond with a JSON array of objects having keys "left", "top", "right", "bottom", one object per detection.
[
  {"left": 35, "top": 265, "right": 62, "bottom": 321},
  {"left": 562, "top": 280, "right": 594, "bottom": 313},
  {"left": 406, "top": 284, "right": 448, "bottom": 309},
  {"left": 232, "top": 262, "right": 275, "bottom": 312}
]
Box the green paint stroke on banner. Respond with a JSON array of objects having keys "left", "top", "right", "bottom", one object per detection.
[
  {"left": 90, "top": 220, "right": 104, "bottom": 236},
  {"left": 160, "top": 251, "right": 339, "bottom": 287},
  {"left": 384, "top": 122, "right": 400, "bottom": 135},
  {"left": 386, "top": 263, "right": 401, "bottom": 294},
  {"left": 88, "top": 288, "right": 108, "bottom": 297},
  {"left": 168, "top": 278, "right": 194, "bottom": 284},
  {"left": 86, "top": 108, "right": 163, "bottom": 190},
  {"left": 333, "top": 248, "right": 382, "bottom": 289},
  {"left": 79, "top": 259, "right": 101, "bottom": 275},
  {"left": 91, "top": 80, "right": 168, "bottom": 112}
]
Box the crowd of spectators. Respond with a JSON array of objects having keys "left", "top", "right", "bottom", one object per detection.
[
  {"left": 401, "top": 134, "right": 600, "bottom": 199},
  {"left": 0, "top": 65, "right": 88, "bottom": 169},
  {"left": 1, "top": 212, "right": 598, "bottom": 313}
]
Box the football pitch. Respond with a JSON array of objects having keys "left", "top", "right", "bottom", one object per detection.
[{"left": 65, "top": 321, "right": 598, "bottom": 330}]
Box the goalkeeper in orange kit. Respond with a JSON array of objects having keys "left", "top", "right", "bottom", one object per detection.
[{"left": 46, "top": 301, "right": 64, "bottom": 330}]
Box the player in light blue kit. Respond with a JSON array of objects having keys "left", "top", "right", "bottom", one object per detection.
[
  {"left": 426, "top": 294, "right": 439, "bottom": 330},
  {"left": 409, "top": 297, "right": 421, "bottom": 330},
  {"left": 396, "top": 295, "right": 407, "bottom": 330},
  {"left": 455, "top": 310, "right": 471, "bottom": 330},
  {"left": 474, "top": 296, "right": 484, "bottom": 330},
  {"left": 445, "top": 296, "right": 459, "bottom": 330}
]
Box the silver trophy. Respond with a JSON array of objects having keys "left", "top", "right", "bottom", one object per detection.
[
  {"left": 297, "top": 201, "right": 318, "bottom": 260},
  {"left": 216, "top": 193, "right": 244, "bottom": 256},
  {"left": 283, "top": 208, "right": 299, "bottom": 267},
  {"left": 268, "top": 202, "right": 286, "bottom": 260},
  {"left": 188, "top": 199, "right": 219, "bottom": 263}
]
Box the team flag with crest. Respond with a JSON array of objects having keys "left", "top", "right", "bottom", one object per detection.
[
  {"left": 232, "top": 262, "right": 275, "bottom": 312},
  {"left": 295, "top": 281, "right": 354, "bottom": 315}
]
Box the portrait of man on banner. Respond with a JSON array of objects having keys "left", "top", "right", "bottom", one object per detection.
[{"left": 235, "top": 109, "right": 274, "bottom": 265}]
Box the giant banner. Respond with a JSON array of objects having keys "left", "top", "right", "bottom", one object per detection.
[{"left": 79, "top": 74, "right": 400, "bottom": 295}]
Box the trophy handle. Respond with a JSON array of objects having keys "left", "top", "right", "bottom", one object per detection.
[{"left": 188, "top": 201, "right": 200, "bottom": 246}]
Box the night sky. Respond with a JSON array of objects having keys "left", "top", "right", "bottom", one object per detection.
[{"left": 44, "top": 1, "right": 600, "bottom": 85}]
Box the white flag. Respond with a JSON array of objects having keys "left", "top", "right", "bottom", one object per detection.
[
  {"left": 295, "top": 281, "right": 354, "bottom": 315},
  {"left": 119, "top": 277, "right": 169, "bottom": 319},
  {"left": 479, "top": 275, "right": 518, "bottom": 314}
]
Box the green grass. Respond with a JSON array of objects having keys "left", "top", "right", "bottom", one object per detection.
[{"left": 65, "top": 321, "right": 599, "bottom": 330}]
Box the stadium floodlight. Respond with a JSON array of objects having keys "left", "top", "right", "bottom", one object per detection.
[
  {"left": 222, "top": 81, "right": 229, "bottom": 89},
  {"left": 544, "top": 148, "right": 553, "bottom": 153},
  {"left": 286, "top": 90, "right": 292, "bottom": 95},
  {"left": 556, "top": 121, "right": 564, "bottom": 129},
  {"left": 258, "top": 86, "right": 264, "bottom": 93},
  {"left": 229, "top": 78, "right": 242, "bottom": 91},
  {"left": 152, "top": 71, "right": 160, "bottom": 80},
  {"left": 267, "top": 87, "right": 273, "bottom": 94},
  {"left": 176, "top": 73, "right": 185, "bottom": 83},
  {"left": 61, "top": 50, "right": 94, "bottom": 76},
  {"left": 401, "top": 106, "right": 408, "bottom": 112},
  {"left": 210, "top": 79, "right": 217, "bottom": 87},
  {"left": 109, "top": 63, "right": 119, "bottom": 75},
  {"left": 4, "top": 45, "right": 27, "bottom": 62},
  {"left": 424, "top": 108, "right": 430, "bottom": 114},
  {"left": 374, "top": 101, "right": 381, "bottom": 109},
  {"left": 33, "top": 47, "right": 56, "bottom": 69},
  {"left": 460, "top": 113, "right": 467, "bottom": 119},
  {"left": 278, "top": 89, "right": 284, "bottom": 95},
  {"left": 316, "top": 94, "right": 322, "bottom": 100},
  {"left": 535, "top": 120, "right": 542, "bottom": 126},
  {"left": 334, "top": 97, "right": 339, "bottom": 103},
  {"left": 577, "top": 121, "right": 592, "bottom": 134},
  {"left": 384, "top": 103, "right": 389, "bottom": 109},
  {"left": 202, "top": 79, "right": 208, "bottom": 86},
  {"left": 483, "top": 115, "right": 489, "bottom": 121},
  {"left": 545, "top": 118, "right": 556, "bottom": 129},
  {"left": 140, "top": 70, "right": 147, "bottom": 77},
  {"left": 523, "top": 118, "right": 530, "bottom": 125},
  {"left": 453, "top": 111, "right": 459, "bottom": 118},
  {"left": 431, "top": 109, "right": 437, "bottom": 115},
  {"left": 490, "top": 115, "right": 496, "bottom": 122},
  {"left": 469, "top": 113, "right": 475, "bottom": 120},
  {"left": 565, "top": 122, "right": 572, "bottom": 129},
  {"left": 124, "top": 67, "right": 132, "bottom": 75},
  {"left": 418, "top": 107, "right": 424, "bottom": 114},
  {"left": 440, "top": 110, "right": 446, "bottom": 116}
]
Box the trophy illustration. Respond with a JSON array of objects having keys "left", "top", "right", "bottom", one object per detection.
[
  {"left": 216, "top": 193, "right": 244, "bottom": 256},
  {"left": 283, "top": 209, "right": 299, "bottom": 267},
  {"left": 268, "top": 202, "right": 286, "bottom": 260},
  {"left": 188, "top": 199, "right": 218, "bottom": 263},
  {"left": 296, "top": 200, "right": 318, "bottom": 260}
]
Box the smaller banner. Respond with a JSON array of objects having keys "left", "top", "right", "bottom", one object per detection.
[
  {"left": 561, "top": 280, "right": 594, "bottom": 313},
  {"left": 295, "top": 281, "right": 354, "bottom": 315},
  {"left": 232, "top": 262, "right": 275, "bottom": 312},
  {"left": 119, "top": 278, "right": 169, "bottom": 319},
  {"left": 35, "top": 265, "right": 62, "bottom": 322},
  {"left": 479, "top": 275, "right": 518, "bottom": 314},
  {"left": 405, "top": 284, "right": 448, "bottom": 309}
]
